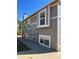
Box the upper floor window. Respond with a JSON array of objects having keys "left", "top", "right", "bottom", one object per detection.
[
  {"left": 39, "top": 8, "right": 46, "bottom": 26},
  {"left": 38, "top": 7, "right": 50, "bottom": 28}
]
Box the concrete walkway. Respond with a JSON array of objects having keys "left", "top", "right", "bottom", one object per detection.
[
  {"left": 17, "top": 37, "right": 56, "bottom": 55},
  {"left": 17, "top": 52, "right": 61, "bottom": 59}
]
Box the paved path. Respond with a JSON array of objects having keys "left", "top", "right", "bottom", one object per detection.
[
  {"left": 17, "top": 37, "right": 56, "bottom": 55},
  {"left": 17, "top": 52, "right": 61, "bottom": 59}
]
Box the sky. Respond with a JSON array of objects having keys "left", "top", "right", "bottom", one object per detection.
[{"left": 17, "top": 0, "right": 50, "bottom": 21}]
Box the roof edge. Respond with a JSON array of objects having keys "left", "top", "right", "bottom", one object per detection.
[{"left": 22, "top": 0, "right": 59, "bottom": 22}]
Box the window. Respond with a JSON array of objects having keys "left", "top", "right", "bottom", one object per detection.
[
  {"left": 38, "top": 8, "right": 50, "bottom": 28},
  {"left": 39, "top": 35, "right": 51, "bottom": 48},
  {"left": 39, "top": 8, "right": 46, "bottom": 26},
  {"left": 39, "top": 9, "right": 46, "bottom": 25},
  {"left": 40, "top": 18, "right": 45, "bottom": 25}
]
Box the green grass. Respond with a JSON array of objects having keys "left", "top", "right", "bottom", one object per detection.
[{"left": 17, "top": 40, "right": 31, "bottom": 52}]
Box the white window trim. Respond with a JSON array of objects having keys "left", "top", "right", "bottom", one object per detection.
[
  {"left": 38, "top": 8, "right": 47, "bottom": 27},
  {"left": 39, "top": 35, "right": 51, "bottom": 48},
  {"left": 38, "top": 7, "right": 50, "bottom": 28},
  {"left": 37, "top": 25, "right": 50, "bottom": 28},
  {"left": 48, "top": 5, "right": 50, "bottom": 27}
]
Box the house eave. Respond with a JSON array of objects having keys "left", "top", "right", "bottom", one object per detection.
[{"left": 22, "top": 0, "right": 59, "bottom": 22}]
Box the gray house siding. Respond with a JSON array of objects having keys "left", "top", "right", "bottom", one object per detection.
[
  {"left": 38, "top": 18, "right": 57, "bottom": 50},
  {"left": 30, "top": 15, "right": 37, "bottom": 23},
  {"left": 50, "top": 5, "right": 57, "bottom": 18},
  {"left": 28, "top": 22, "right": 39, "bottom": 42},
  {"left": 38, "top": 5, "right": 58, "bottom": 50},
  {"left": 28, "top": 14, "right": 39, "bottom": 42},
  {"left": 23, "top": 1, "right": 61, "bottom": 51}
]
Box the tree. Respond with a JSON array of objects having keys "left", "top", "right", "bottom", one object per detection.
[{"left": 17, "top": 20, "right": 22, "bottom": 35}]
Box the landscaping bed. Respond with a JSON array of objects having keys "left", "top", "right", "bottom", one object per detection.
[{"left": 17, "top": 40, "right": 31, "bottom": 52}]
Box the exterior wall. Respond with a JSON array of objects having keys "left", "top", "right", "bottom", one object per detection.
[
  {"left": 50, "top": 5, "right": 57, "bottom": 18},
  {"left": 28, "top": 22, "right": 39, "bottom": 42},
  {"left": 38, "top": 4, "right": 58, "bottom": 51},
  {"left": 28, "top": 14, "right": 39, "bottom": 42},
  {"left": 30, "top": 15, "right": 37, "bottom": 23},
  {"left": 25, "top": 19, "right": 29, "bottom": 25},
  {"left": 38, "top": 18, "right": 57, "bottom": 50},
  {"left": 27, "top": 6, "right": 51, "bottom": 43},
  {"left": 22, "top": 20, "right": 28, "bottom": 39},
  {"left": 23, "top": 1, "right": 61, "bottom": 51}
]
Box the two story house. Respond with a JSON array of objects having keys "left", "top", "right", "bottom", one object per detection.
[{"left": 22, "top": 0, "right": 61, "bottom": 51}]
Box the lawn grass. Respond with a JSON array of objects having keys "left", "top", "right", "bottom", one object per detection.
[{"left": 17, "top": 40, "right": 31, "bottom": 52}]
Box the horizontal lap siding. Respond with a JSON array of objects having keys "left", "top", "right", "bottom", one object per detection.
[
  {"left": 28, "top": 14, "right": 39, "bottom": 42},
  {"left": 50, "top": 5, "right": 57, "bottom": 18},
  {"left": 38, "top": 5, "right": 58, "bottom": 50},
  {"left": 30, "top": 15, "right": 37, "bottom": 24},
  {"left": 38, "top": 18, "right": 57, "bottom": 50}
]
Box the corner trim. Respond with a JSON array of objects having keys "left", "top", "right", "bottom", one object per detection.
[{"left": 57, "top": 3, "right": 61, "bottom": 51}]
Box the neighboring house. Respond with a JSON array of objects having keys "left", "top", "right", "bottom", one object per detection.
[{"left": 22, "top": 0, "right": 61, "bottom": 51}]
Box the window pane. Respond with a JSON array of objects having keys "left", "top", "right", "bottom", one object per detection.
[
  {"left": 40, "top": 18, "right": 45, "bottom": 25},
  {"left": 44, "top": 40, "right": 49, "bottom": 46},
  {"left": 40, "top": 11, "right": 45, "bottom": 18},
  {"left": 43, "top": 37, "right": 49, "bottom": 46},
  {"left": 40, "top": 38, "right": 44, "bottom": 43},
  {"left": 40, "top": 36, "right": 49, "bottom": 47}
]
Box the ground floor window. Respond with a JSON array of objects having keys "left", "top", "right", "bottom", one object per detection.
[{"left": 39, "top": 35, "right": 51, "bottom": 48}]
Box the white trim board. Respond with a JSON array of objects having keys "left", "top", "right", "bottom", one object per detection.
[
  {"left": 38, "top": 8, "right": 50, "bottom": 28},
  {"left": 37, "top": 25, "right": 50, "bottom": 28},
  {"left": 39, "top": 8, "right": 46, "bottom": 26},
  {"left": 48, "top": 5, "right": 50, "bottom": 27},
  {"left": 57, "top": 3, "right": 61, "bottom": 51},
  {"left": 38, "top": 7, "right": 50, "bottom": 28},
  {"left": 51, "top": 16, "right": 57, "bottom": 19}
]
